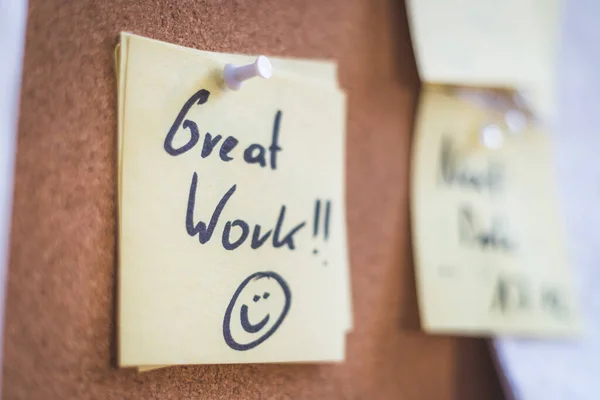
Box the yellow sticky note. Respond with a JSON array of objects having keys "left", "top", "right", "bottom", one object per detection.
[
  {"left": 411, "top": 87, "right": 581, "bottom": 336},
  {"left": 405, "top": 0, "right": 561, "bottom": 117},
  {"left": 118, "top": 35, "right": 352, "bottom": 338},
  {"left": 118, "top": 33, "right": 350, "bottom": 366}
]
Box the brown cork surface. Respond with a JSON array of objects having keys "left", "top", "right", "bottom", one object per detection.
[{"left": 3, "top": 0, "right": 504, "bottom": 399}]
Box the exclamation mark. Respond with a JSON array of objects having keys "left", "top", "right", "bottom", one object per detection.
[
  {"left": 313, "top": 199, "right": 321, "bottom": 239},
  {"left": 312, "top": 199, "right": 331, "bottom": 266},
  {"left": 324, "top": 200, "right": 331, "bottom": 240}
]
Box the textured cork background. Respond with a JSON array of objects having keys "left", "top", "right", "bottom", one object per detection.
[{"left": 3, "top": 0, "right": 504, "bottom": 399}]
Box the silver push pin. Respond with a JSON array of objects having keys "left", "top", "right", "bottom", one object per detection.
[
  {"left": 480, "top": 123, "right": 505, "bottom": 149},
  {"left": 223, "top": 55, "right": 273, "bottom": 91}
]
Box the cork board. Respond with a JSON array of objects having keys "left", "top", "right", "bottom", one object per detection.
[{"left": 3, "top": 0, "right": 504, "bottom": 399}]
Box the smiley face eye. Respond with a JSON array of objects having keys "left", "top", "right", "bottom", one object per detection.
[
  {"left": 263, "top": 292, "right": 270, "bottom": 299},
  {"left": 253, "top": 295, "right": 260, "bottom": 302}
]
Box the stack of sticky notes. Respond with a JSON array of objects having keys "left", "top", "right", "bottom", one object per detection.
[
  {"left": 407, "top": 0, "right": 581, "bottom": 337},
  {"left": 116, "top": 33, "right": 351, "bottom": 370}
]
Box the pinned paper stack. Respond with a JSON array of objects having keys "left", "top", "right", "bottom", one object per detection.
[
  {"left": 116, "top": 33, "right": 351, "bottom": 370},
  {"left": 406, "top": 0, "right": 581, "bottom": 337}
]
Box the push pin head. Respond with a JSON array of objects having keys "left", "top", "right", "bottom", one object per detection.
[
  {"left": 480, "top": 123, "right": 504, "bottom": 149},
  {"left": 223, "top": 55, "right": 272, "bottom": 91}
]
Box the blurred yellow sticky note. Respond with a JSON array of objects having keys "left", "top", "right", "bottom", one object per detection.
[
  {"left": 405, "top": 0, "right": 561, "bottom": 117},
  {"left": 117, "top": 33, "right": 351, "bottom": 366},
  {"left": 411, "top": 87, "right": 581, "bottom": 336}
]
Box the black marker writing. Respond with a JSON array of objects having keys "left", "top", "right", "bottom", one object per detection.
[
  {"left": 201, "top": 133, "right": 222, "bottom": 158},
  {"left": 313, "top": 200, "right": 320, "bottom": 237},
  {"left": 490, "top": 276, "right": 571, "bottom": 320},
  {"left": 540, "top": 286, "right": 569, "bottom": 320},
  {"left": 244, "top": 144, "right": 267, "bottom": 167},
  {"left": 324, "top": 200, "right": 330, "bottom": 240},
  {"left": 185, "top": 172, "right": 306, "bottom": 251},
  {"left": 458, "top": 205, "right": 514, "bottom": 252},
  {"left": 272, "top": 206, "right": 305, "bottom": 250},
  {"left": 165, "top": 91, "right": 282, "bottom": 170},
  {"left": 312, "top": 200, "right": 331, "bottom": 241},
  {"left": 165, "top": 91, "right": 333, "bottom": 260},
  {"left": 269, "top": 110, "right": 283, "bottom": 170},
  {"left": 162, "top": 88, "right": 338, "bottom": 350},
  {"left": 223, "top": 220, "right": 250, "bottom": 250},
  {"left": 251, "top": 225, "right": 272, "bottom": 249},
  {"left": 439, "top": 136, "right": 503, "bottom": 193},
  {"left": 186, "top": 172, "right": 235, "bottom": 243},
  {"left": 312, "top": 200, "right": 331, "bottom": 266},
  {"left": 223, "top": 271, "right": 291, "bottom": 351},
  {"left": 220, "top": 136, "right": 239, "bottom": 162},
  {"left": 490, "top": 274, "right": 531, "bottom": 313},
  {"left": 164, "top": 89, "right": 210, "bottom": 156}
]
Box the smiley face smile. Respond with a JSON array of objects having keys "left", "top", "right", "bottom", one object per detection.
[
  {"left": 240, "top": 292, "right": 271, "bottom": 333},
  {"left": 223, "top": 271, "right": 291, "bottom": 351}
]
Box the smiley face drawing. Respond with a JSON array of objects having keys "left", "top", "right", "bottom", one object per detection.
[{"left": 223, "top": 271, "right": 291, "bottom": 351}]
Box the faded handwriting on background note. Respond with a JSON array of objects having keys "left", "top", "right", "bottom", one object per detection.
[
  {"left": 458, "top": 204, "right": 515, "bottom": 252},
  {"left": 438, "top": 136, "right": 503, "bottom": 193}
]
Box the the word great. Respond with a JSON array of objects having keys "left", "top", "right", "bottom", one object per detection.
[{"left": 164, "top": 89, "right": 283, "bottom": 170}]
